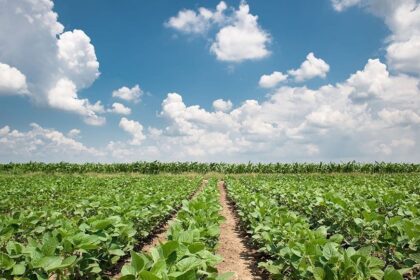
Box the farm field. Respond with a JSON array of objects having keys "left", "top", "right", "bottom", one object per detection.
[
  {"left": 225, "top": 174, "right": 420, "bottom": 279},
  {"left": 0, "top": 163, "right": 419, "bottom": 279}
]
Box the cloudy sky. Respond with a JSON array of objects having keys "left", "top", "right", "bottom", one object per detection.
[{"left": 0, "top": 0, "right": 419, "bottom": 163}]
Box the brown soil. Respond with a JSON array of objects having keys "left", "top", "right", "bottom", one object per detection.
[{"left": 216, "top": 181, "right": 263, "bottom": 280}]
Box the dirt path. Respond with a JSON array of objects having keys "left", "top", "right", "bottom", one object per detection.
[{"left": 216, "top": 181, "right": 262, "bottom": 280}]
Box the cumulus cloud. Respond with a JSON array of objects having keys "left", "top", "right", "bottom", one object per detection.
[
  {"left": 108, "top": 102, "right": 131, "bottom": 115},
  {"left": 288, "top": 52, "right": 330, "bottom": 82},
  {"left": 210, "top": 2, "right": 270, "bottom": 62},
  {"left": 0, "top": 63, "right": 29, "bottom": 95},
  {"left": 47, "top": 78, "right": 105, "bottom": 126},
  {"left": 119, "top": 117, "right": 146, "bottom": 145},
  {"left": 2, "top": 57, "right": 418, "bottom": 162},
  {"left": 213, "top": 99, "right": 233, "bottom": 112},
  {"left": 57, "top": 30, "right": 100, "bottom": 89},
  {"left": 0, "top": 123, "right": 101, "bottom": 162},
  {"left": 0, "top": 0, "right": 103, "bottom": 125},
  {"left": 165, "top": 1, "right": 227, "bottom": 34},
  {"left": 332, "top": 0, "right": 420, "bottom": 74},
  {"left": 135, "top": 58, "right": 417, "bottom": 161},
  {"left": 259, "top": 71, "right": 288, "bottom": 88},
  {"left": 167, "top": 1, "right": 270, "bottom": 62},
  {"left": 112, "top": 85, "right": 143, "bottom": 103}
]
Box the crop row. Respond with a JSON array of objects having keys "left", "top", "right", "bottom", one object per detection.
[
  {"left": 1, "top": 161, "right": 419, "bottom": 174},
  {"left": 0, "top": 174, "right": 201, "bottom": 279},
  {"left": 225, "top": 174, "right": 419, "bottom": 279},
  {"left": 120, "top": 178, "right": 232, "bottom": 279},
  {"left": 239, "top": 175, "right": 419, "bottom": 270}
]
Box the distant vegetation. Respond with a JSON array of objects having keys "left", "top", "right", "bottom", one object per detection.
[{"left": 0, "top": 161, "right": 419, "bottom": 174}]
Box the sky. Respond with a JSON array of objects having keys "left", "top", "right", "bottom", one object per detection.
[{"left": 0, "top": 0, "right": 419, "bottom": 163}]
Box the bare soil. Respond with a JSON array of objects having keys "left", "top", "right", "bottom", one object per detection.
[{"left": 216, "top": 181, "right": 264, "bottom": 280}]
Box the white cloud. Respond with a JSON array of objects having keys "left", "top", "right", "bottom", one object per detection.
[
  {"left": 210, "top": 2, "right": 270, "bottom": 62},
  {"left": 2, "top": 57, "right": 418, "bottom": 162},
  {"left": 331, "top": 0, "right": 361, "bottom": 11},
  {"left": 332, "top": 0, "right": 420, "bottom": 74},
  {"left": 138, "top": 58, "right": 418, "bottom": 161},
  {"left": 0, "top": 0, "right": 103, "bottom": 125},
  {"left": 119, "top": 117, "right": 146, "bottom": 145},
  {"left": 112, "top": 85, "right": 143, "bottom": 103},
  {"left": 0, "top": 123, "right": 101, "bottom": 162},
  {"left": 108, "top": 102, "right": 131, "bottom": 115},
  {"left": 57, "top": 29, "right": 100, "bottom": 89},
  {"left": 47, "top": 78, "right": 105, "bottom": 126},
  {"left": 0, "top": 63, "right": 29, "bottom": 95},
  {"left": 259, "top": 71, "right": 288, "bottom": 88},
  {"left": 67, "top": 128, "right": 80, "bottom": 138},
  {"left": 386, "top": 35, "right": 420, "bottom": 73},
  {"left": 288, "top": 52, "right": 330, "bottom": 82},
  {"left": 167, "top": 1, "right": 270, "bottom": 63},
  {"left": 213, "top": 99, "right": 233, "bottom": 112},
  {"left": 165, "top": 1, "right": 227, "bottom": 34},
  {"left": 378, "top": 108, "right": 420, "bottom": 126}
]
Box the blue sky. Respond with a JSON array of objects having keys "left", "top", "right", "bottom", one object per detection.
[{"left": 0, "top": 0, "right": 419, "bottom": 162}]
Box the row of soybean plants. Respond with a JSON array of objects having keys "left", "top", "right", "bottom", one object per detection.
[
  {"left": 1, "top": 162, "right": 419, "bottom": 174},
  {"left": 120, "top": 178, "right": 233, "bottom": 280},
  {"left": 0, "top": 174, "right": 201, "bottom": 279},
  {"left": 225, "top": 174, "right": 419, "bottom": 280}
]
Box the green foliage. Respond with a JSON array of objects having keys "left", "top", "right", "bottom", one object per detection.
[
  {"left": 121, "top": 180, "right": 233, "bottom": 279},
  {"left": 0, "top": 161, "right": 419, "bottom": 174},
  {"left": 226, "top": 174, "right": 419, "bottom": 279},
  {"left": 0, "top": 174, "right": 200, "bottom": 279}
]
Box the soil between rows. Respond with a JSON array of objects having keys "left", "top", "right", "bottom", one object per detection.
[{"left": 216, "top": 181, "right": 264, "bottom": 280}]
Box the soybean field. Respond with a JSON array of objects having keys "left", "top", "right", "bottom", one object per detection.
[{"left": 0, "top": 163, "right": 419, "bottom": 279}]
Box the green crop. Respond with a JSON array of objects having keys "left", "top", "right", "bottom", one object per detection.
[
  {"left": 0, "top": 161, "right": 419, "bottom": 174},
  {"left": 120, "top": 179, "right": 233, "bottom": 280},
  {"left": 225, "top": 174, "right": 419, "bottom": 279},
  {"left": 0, "top": 174, "right": 201, "bottom": 279}
]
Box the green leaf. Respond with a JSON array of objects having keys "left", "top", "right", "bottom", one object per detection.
[
  {"left": 322, "top": 243, "right": 337, "bottom": 260},
  {"left": 91, "top": 219, "right": 113, "bottom": 230},
  {"left": 188, "top": 242, "right": 205, "bottom": 254},
  {"left": 357, "top": 246, "right": 372, "bottom": 257},
  {"left": 313, "top": 267, "right": 325, "bottom": 280},
  {"left": 109, "top": 249, "right": 126, "bottom": 256},
  {"left": 12, "top": 263, "right": 26, "bottom": 275},
  {"left": 0, "top": 253, "right": 15, "bottom": 270},
  {"left": 121, "top": 263, "right": 137, "bottom": 276},
  {"left": 369, "top": 257, "right": 384, "bottom": 268},
  {"left": 131, "top": 251, "right": 145, "bottom": 272},
  {"left": 370, "top": 268, "right": 384, "bottom": 280},
  {"left": 175, "top": 269, "right": 196, "bottom": 280},
  {"left": 41, "top": 236, "right": 58, "bottom": 256},
  {"left": 161, "top": 241, "right": 179, "bottom": 258},
  {"left": 33, "top": 256, "right": 62, "bottom": 272},
  {"left": 139, "top": 271, "right": 162, "bottom": 280},
  {"left": 176, "top": 256, "right": 202, "bottom": 272},
  {"left": 58, "top": 255, "right": 77, "bottom": 269},
  {"left": 329, "top": 234, "right": 344, "bottom": 244},
  {"left": 384, "top": 267, "right": 403, "bottom": 280}
]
